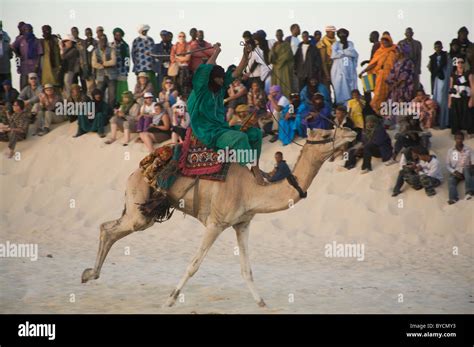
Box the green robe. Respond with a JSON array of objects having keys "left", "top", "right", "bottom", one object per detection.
[
  {"left": 187, "top": 64, "right": 261, "bottom": 164},
  {"left": 269, "top": 41, "right": 293, "bottom": 97}
]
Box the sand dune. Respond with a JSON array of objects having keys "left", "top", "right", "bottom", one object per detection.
[{"left": 0, "top": 122, "right": 472, "bottom": 313}]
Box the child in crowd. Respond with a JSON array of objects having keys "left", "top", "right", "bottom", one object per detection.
[{"left": 347, "top": 89, "right": 365, "bottom": 141}]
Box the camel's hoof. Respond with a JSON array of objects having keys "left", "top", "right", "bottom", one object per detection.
[
  {"left": 81, "top": 268, "right": 98, "bottom": 283},
  {"left": 257, "top": 299, "right": 267, "bottom": 307}
]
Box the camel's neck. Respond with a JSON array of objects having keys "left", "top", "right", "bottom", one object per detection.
[{"left": 252, "top": 146, "right": 326, "bottom": 214}]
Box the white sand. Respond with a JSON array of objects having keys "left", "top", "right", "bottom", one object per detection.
[{"left": 0, "top": 122, "right": 472, "bottom": 314}]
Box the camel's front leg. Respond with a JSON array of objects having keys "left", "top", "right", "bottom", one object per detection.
[
  {"left": 165, "top": 223, "right": 223, "bottom": 307},
  {"left": 233, "top": 221, "right": 266, "bottom": 307}
]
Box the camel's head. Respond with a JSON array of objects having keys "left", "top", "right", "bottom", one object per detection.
[{"left": 305, "top": 127, "right": 357, "bottom": 160}]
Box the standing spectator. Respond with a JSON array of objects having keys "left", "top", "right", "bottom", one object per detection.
[
  {"left": 11, "top": 24, "right": 43, "bottom": 89},
  {"left": 359, "top": 34, "right": 398, "bottom": 115},
  {"left": 151, "top": 30, "right": 172, "bottom": 93},
  {"left": 386, "top": 44, "right": 416, "bottom": 106},
  {"left": 92, "top": 35, "right": 117, "bottom": 108},
  {"left": 77, "top": 28, "right": 97, "bottom": 96},
  {"left": 398, "top": 27, "right": 422, "bottom": 90},
  {"left": 428, "top": 41, "right": 451, "bottom": 129},
  {"left": 96, "top": 26, "right": 105, "bottom": 41},
  {"left": 189, "top": 28, "right": 198, "bottom": 44},
  {"left": 446, "top": 132, "right": 474, "bottom": 203},
  {"left": 132, "top": 24, "right": 157, "bottom": 93},
  {"left": 360, "top": 31, "right": 380, "bottom": 114},
  {"left": 170, "top": 32, "right": 191, "bottom": 97},
  {"left": 269, "top": 29, "right": 293, "bottom": 98},
  {"left": 39, "top": 25, "right": 61, "bottom": 87},
  {"left": 294, "top": 31, "right": 322, "bottom": 91},
  {"left": 189, "top": 30, "right": 213, "bottom": 73},
  {"left": 59, "top": 34, "right": 80, "bottom": 98},
  {"left": 0, "top": 22, "right": 13, "bottom": 87},
  {"left": 448, "top": 58, "right": 474, "bottom": 136},
  {"left": 111, "top": 28, "right": 130, "bottom": 103},
  {"left": 35, "top": 84, "right": 64, "bottom": 136},
  {"left": 331, "top": 28, "right": 359, "bottom": 105},
  {"left": 317, "top": 25, "right": 337, "bottom": 90},
  {"left": 106, "top": 91, "right": 139, "bottom": 146},
  {"left": 0, "top": 99, "right": 30, "bottom": 158},
  {"left": 456, "top": 26, "right": 473, "bottom": 71},
  {"left": 310, "top": 30, "right": 322, "bottom": 46},
  {"left": 284, "top": 24, "right": 301, "bottom": 55}
]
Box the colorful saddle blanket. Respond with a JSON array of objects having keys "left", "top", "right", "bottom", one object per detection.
[{"left": 178, "top": 128, "right": 230, "bottom": 182}]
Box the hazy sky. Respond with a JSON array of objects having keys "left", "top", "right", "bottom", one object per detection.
[{"left": 1, "top": 0, "right": 473, "bottom": 91}]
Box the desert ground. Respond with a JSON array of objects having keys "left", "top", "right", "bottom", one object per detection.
[{"left": 0, "top": 122, "right": 472, "bottom": 313}]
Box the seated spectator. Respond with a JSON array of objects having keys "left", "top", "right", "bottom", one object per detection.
[
  {"left": 265, "top": 85, "right": 290, "bottom": 143},
  {"left": 170, "top": 97, "right": 190, "bottom": 144},
  {"left": 446, "top": 132, "right": 474, "bottom": 204},
  {"left": 300, "top": 93, "right": 331, "bottom": 133},
  {"left": 360, "top": 115, "right": 394, "bottom": 174},
  {"left": 247, "top": 80, "right": 267, "bottom": 116},
  {"left": 66, "top": 84, "right": 90, "bottom": 123},
  {"left": 300, "top": 74, "right": 330, "bottom": 107},
  {"left": 18, "top": 72, "right": 42, "bottom": 117},
  {"left": 105, "top": 91, "right": 140, "bottom": 146},
  {"left": 391, "top": 117, "right": 423, "bottom": 162},
  {"left": 139, "top": 102, "right": 171, "bottom": 152},
  {"left": 412, "top": 89, "right": 438, "bottom": 129},
  {"left": 347, "top": 89, "right": 365, "bottom": 141},
  {"left": 0, "top": 80, "right": 19, "bottom": 113},
  {"left": 136, "top": 92, "right": 156, "bottom": 133},
  {"left": 35, "top": 84, "right": 64, "bottom": 136},
  {"left": 262, "top": 151, "right": 291, "bottom": 182},
  {"left": 413, "top": 146, "right": 443, "bottom": 196},
  {"left": 158, "top": 77, "right": 178, "bottom": 111},
  {"left": 75, "top": 88, "right": 111, "bottom": 138},
  {"left": 224, "top": 78, "right": 247, "bottom": 121},
  {"left": 330, "top": 105, "right": 355, "bottom": 161},
  {"left": 0, "top": 99, "right": 30, "bottom": 158},
  {"left": 392, "top": 146, "right": 422, "bottom": 196},
  {"left": 134, "top": 72, "right": 154, "bottom": 105}
]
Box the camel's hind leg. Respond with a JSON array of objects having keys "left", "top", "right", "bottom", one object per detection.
[
  {"left": 81, "top": 169, "right": 154, "bottom": 283},
  {"left": 165, "top": 223, "right": 224, "bottom": 307},
  {"left": 233, "top": 221, "right": 266, "bottom": 307}
]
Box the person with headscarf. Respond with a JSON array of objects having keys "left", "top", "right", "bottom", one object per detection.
[
  {"left": 299, "top": 74, "right": 330, "bottom": 107},
  {"left": 359, "top": 115, "right": 394, "bottom": 173},
  {"left": 75, "top": 88, "right": 111, "bottom": 138},
  {"left": 0, "top": 99, "right": 30, "bottom": 158},
  {"left": 105, "top": 90, "right": 140, "bottom": 145},
  {"left": 151, "top": 30, "right": 172, "bottom": 93},
  {"left": 359, "top": 33, "right": 398, "bottom": 115},
  {"left": 398, "top": 27, "right": 422, "bottom": 90},
  {"left": 66, "top": 84, "right": 90, "bottom": 123},
  {"left": 132, "top": 24, "right": 157, "bottom": 93},
  {"left": 187, "top": 42, "right": 265, "bottom": 184},
  {"left": 170, "top": 32, "right": 191, "bottom": 97},
  {"left": 294, "top": 31, "right": 322, "bottom": 92},
  {"left": 39, "top": 25, "right": 61, "bottom": 87},
  {"left": 298, "top": 92, "right": 331, "bottom": 133},
  {"left": 11, "top": 24, "right": 43, "bottom": 89},
  {"left": 0, "top": 80, "right": 19, "bottom": 113},
  {"left": 265, "top": 84, "right": 290, "bottom": 142},
  {"left": 270, "top": 29, "right": 294, "bottom": 98},
  {"left": 317, "top": 25, "right": 337, "bottom": 89},
  {"left": 331, "top": 28, "right": 359, "bottom": 105},
  {"left": 0, "top": 21, "right": 13, "bottom": 88},
  {"left": 387, "top": 43, "right": 416, "bottom": 103},
  {"left": 77, "top": 28, "right": 97, "bottom": 97},
  {"left": 111, "top": 28, "right": 130, "bottom": 103},
  {"left": 428, "top": 41, "right": 451, "bottom": 128}
]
